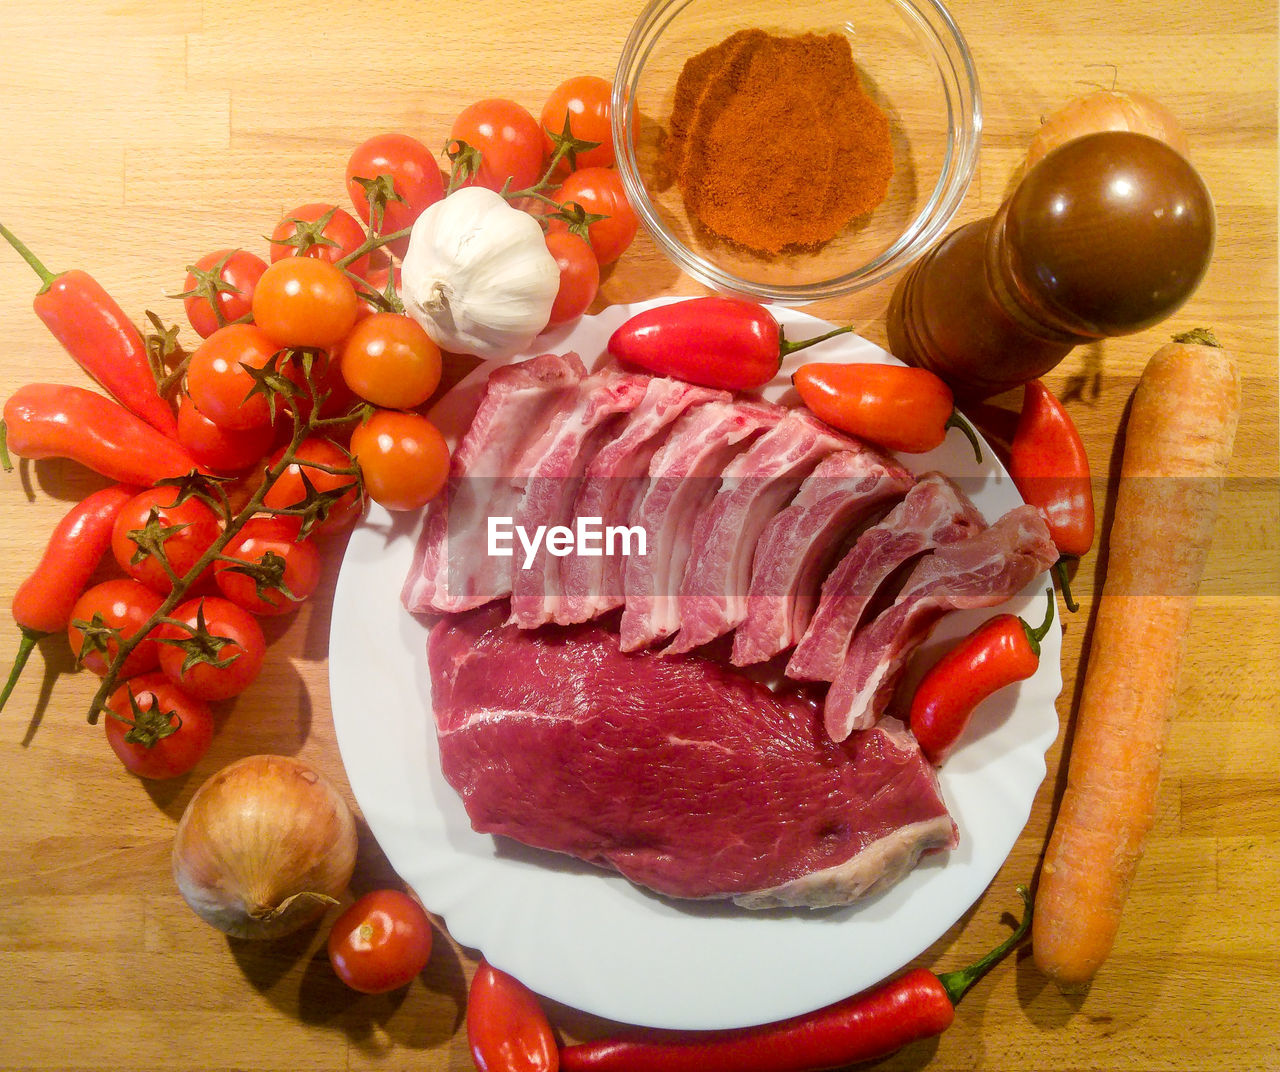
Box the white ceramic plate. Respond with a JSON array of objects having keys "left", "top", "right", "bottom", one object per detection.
[{"left": 328, "top": 299, "right": 1062, "bottom": 1030}]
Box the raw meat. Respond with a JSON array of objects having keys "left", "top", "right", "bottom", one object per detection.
[
  {"left": 402, "top": 352, "right": 587, "bottom": 614},
  {"left": 507, "top": 369, "right": 650, "bottom": 629},
  {"left": 786, "top": 474, "right": 987, "bottom": 682},
  {"left": 823, "top": 505, "right": 1059, "bottom": 741},
  {"left": 665, "top": 409, "right": 862, "bottom": 655},
  {"left": 429, "top": 606, "right": 958, "bottom": 908},
  {"left": 620, "top": 399, "right": 784, "bottom": 651},
  {"left": 731, "top": 448, "right": 915, "bottom": 666},
  {"left": 558, "top": 377, "right": 728, "bottom": 625}
]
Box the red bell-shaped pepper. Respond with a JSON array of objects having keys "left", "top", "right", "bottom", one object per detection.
[{"left": 607, "top": 296, "right": 853, "bottom": 391}]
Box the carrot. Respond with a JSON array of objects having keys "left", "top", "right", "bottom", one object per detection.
[{"left": 1032, "top": 329, "right": 1241, "bottom": 990}]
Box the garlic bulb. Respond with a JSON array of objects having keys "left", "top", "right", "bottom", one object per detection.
[
  {"left": 172, "top": 754, "right": 358, "bottom": 940},
  {"left": 399, "top": 186, "right": 560, "bottom": 360}
]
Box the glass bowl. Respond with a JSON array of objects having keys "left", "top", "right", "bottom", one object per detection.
[{"left": 611, "top": 0, "right": 981, "bottom": 304}]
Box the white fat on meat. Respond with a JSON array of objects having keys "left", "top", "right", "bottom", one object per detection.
[
  {"left": 557, "top": 378, "right": 728, "bottom": 626},
  {"left": 401, "top": 352, "right": 588, "bottom": 615},
  {"left": 731, "top": 448, "right": 916, "bottom": 666},
  {"left": 619, "top": 399, "right": 784, "bottom": 651},
  {"left": 823, "top": 504, "right": 1059, "bottom": 742},
  {"left": 665, "top": 409, "right": 863, "bottom": 655},
  {"left": 786, "top": 473, "right": 988, "bottom": 683}
]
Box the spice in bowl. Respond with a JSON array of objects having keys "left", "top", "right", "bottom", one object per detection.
[{"left": 657, "top": 28, "right": 894, "bottom": 256}]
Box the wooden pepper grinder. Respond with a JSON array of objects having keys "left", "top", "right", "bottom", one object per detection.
[{"left": 886, "top": 131, "right": 1215, "bottom": 398}]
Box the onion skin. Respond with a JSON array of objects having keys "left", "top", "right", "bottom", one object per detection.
[
  {"left": 1026, "top": 89, "right": 1191, "bottom": 169},
  {"left": 172, "top": 754, "right": 359, "bottom": 940}
]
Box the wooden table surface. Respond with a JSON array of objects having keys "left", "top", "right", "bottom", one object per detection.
[{"left": 0, "top": 1, "right": 1276, "bottom": 1069}]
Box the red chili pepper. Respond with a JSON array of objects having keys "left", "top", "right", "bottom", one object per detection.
[
  {"left": 607, "top": 296, "right": 854, "bottom": 391},
  {"left": 559, "top": 887, "right": 1030, "bottom": 1072},
  {"left": 1008, "top": 380, "right": 1095, "bottom": 611},
  {"left": 2, "top": 383, "right": 201, "bottom": 486},
  {"left": 468, "top": 960, "right": 560, "bottom": 1072},
  {"left": 910, "top": 589, "right": 1055, "bottom": 765},
  {"left": 792, "top": 362, "right": 983, "bottom": 462},
  {"left": 0, "top": 222, "right": 178, "bottom": 439},
  {"left": 0, "top": 483, "right": 137, "bottom": 712}
]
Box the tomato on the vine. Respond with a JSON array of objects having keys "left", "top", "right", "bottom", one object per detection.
[
  {"left": 346, "top": 133, "right": 446, "bottom": 258},
  {"left": 450, "top": 99, "right": 546, "bottom": 194},
  {"left": 350, "top": 410, "right": 450, "bottom": 513},
  {"left": 555, "top": 166, "right": 639, "bottom": 266},
  {"left": 541, "top": 75, "right": 615, "bottom": 173},
  {"left": 327, "top": 889, "right": 434, "bottom": 994},
  {"left": 177, "top": 392, "right": 277, "bottom": 473},
  {"left": 543, "top": 230, "right": 599, "bottom": 328},
  {"left": 104, "top": 672, "right": 215, "bottom": 780},
  {"left": 269, "top": 202, "right": 371, "bottom": 280},
  {"left": 186, "top": 323, "right": 294, "bottom": 433},
  {"left": 214, "top": 517, "right": 322, "bottom": 617},
  {"left": 252, "top": 258, "right": 359, "bottom": 350},
  {"left": 262, "top": 436, "right": 363, "bottom": 537},
  {"left": 111, "top": 487, "right": 223, "bottom": 594},
  {"left": 182, "top": 249, "right": 268, "bottom": 340},
  {"left": 67, "top": 578, "right": 163, "bottom": 678},
  {"left": 156, "top": 596, "right": 266, "bottom": 702},
  {"left": 341, "top": 312, "right": 442, "bottom": 410}
]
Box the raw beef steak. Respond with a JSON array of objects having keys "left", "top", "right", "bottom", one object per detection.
[{"left": 429, "top": 606, "right": 958, "bottom": 909}]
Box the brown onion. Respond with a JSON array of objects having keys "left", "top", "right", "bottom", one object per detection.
[
  {"left": 1026, "top": 89, "right": 1191, "bottom": 169},
  {"left": 172, "top": 754, "right": 358, "bottom": 940}
]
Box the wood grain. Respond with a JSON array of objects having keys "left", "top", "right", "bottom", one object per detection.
[{"left": 0, "top": 1, "right": 1276, "bottom": 1069}]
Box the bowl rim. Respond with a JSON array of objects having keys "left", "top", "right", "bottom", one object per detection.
[{"left": 610, "top": 0, "right": 983, "bottom": 303}]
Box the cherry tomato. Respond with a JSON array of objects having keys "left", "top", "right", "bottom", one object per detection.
[
  {"left": 555, "top": 167, "right": 639, "bottom": 266},
  {"left": 67, "top": 578, "right": 163, "bottom": 678},
  {"left": 350, "top": 410, "right": 450, "bottom": 513},
  {"left": 262, "top": 436, "right": 362, "bottom": 537},
  {"left": 541, "top": 75, "right": 615, "bottom": 173},
  {"left": 467, "top": 960, "right": 559, "bottom": 1072},
  {"left": 269, "top": 202, "right": 371, "bottom": 280},
  {"left": 186, "top": 323, "right": 292, "bottom": 433},
  {"left": 346, "top": 133, "right": 446, "bottom": 258},
  {"left": 543, "top": 230, "right": 600, "bottom": 327},
  {"left": 341, "top": 313, "right": 442, "bottom": 409},
  {"left": 450, "top": 99, "right": 546, "bottom": 193},
  {"left": 327, "top": 889, "right": 434, "bottom": 994},
  {"left": 177, "top": 392, "right": 276, "bottom": 473},
  {"left": 214, "top": 517, "right": 321, "bottom": 616},
  {"left": 156, "top": 596, "right": 266, "bottom": 701},
  {"left": 111, "top": 487, "right": 223, "bottom": 594},
  {"left": 183, "top": 249, "right": 269, "bottom": 340},
  {"left": 104, "top": 672, "right": 215, "bottom": 780},
  {"left": 251, "top": 258, "right": 359, "bottom": 350}
]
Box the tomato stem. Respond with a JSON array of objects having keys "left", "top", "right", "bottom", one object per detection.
[
  {"left": 0, "top": 419, "right": 11, "bottom": 472},
  {"left": 335, "top": 226, "right": 412, "bottom": 271},
  {"left": 0, "top": 221, "right": 58, "bottom": 291},
  {"left": 936, "top": 885, "right": 1032, "bottom": 1006}
]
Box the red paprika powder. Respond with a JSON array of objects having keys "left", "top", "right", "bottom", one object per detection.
[{"left": 661, "top": 29, "right": 894, "bottom": 255}]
